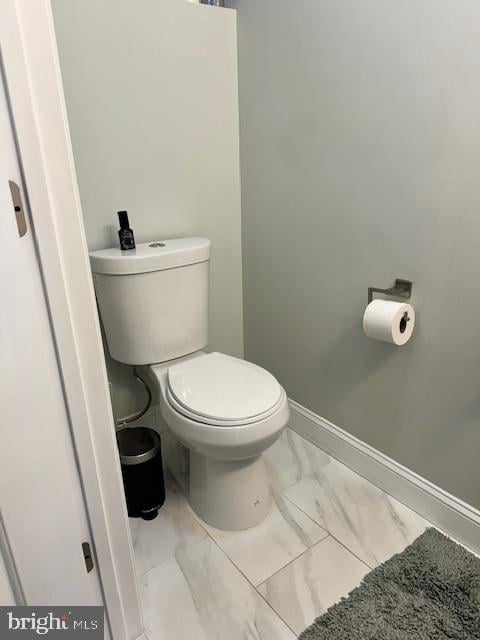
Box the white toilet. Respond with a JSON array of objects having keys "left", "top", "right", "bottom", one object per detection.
[{"left": 90, "top": 238, "right": 289, "bottom": 530}]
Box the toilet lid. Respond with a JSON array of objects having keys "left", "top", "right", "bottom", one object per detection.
[{"left": 167, "top": 352, "right": 282, "bottom": 422}]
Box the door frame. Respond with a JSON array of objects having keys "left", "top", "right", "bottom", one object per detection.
[{"left": 0, "top": 2, "right": 143, "bottom": 639}]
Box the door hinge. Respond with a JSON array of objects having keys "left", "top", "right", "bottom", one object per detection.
[{"left": 82, "top": 542, "right": 94, "bottom": 573}]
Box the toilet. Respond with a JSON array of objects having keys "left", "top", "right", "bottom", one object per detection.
[{"left": 90, "top": 238, "right": 289, "bottom": 530}]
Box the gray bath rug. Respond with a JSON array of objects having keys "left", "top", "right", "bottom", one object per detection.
[{"left": 299, "top": 528, "right": 480, "bottom": 640}]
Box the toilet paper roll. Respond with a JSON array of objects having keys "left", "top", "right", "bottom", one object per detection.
[{"left": 363, "top": 299, "right": 415, "bottom": 345}]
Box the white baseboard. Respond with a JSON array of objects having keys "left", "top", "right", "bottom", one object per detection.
[{"left": 288, "top": 399, "right": 480, "bottom": 555}]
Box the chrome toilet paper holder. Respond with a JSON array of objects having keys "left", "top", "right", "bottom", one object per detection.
[{"left": 368, "top": 279, "right": 413, "bottom": 304}]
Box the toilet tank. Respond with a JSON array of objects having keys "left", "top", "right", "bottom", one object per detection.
[{"left": 90, "top": 238, "right": 210, "bottom": 365}]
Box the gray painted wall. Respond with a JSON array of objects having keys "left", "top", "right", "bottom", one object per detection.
[
  {"left": 52, "top": 0, "right": 243, "bottom": 418},
  {"left": 228, "top": 0, "right": 480, "bottom": 508}
]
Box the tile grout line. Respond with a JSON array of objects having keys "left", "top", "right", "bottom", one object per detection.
[
  {"left": 178, "top": 493, "right": 286, "bottom": 590},
  {"left": 288, "top": 428, "right": 438, "bottom": 540},
  {"left": 279, "top": 456, "right": 432, "bottom": 570},
  {"left": 290, "top": 421, "right": 443, "bottom": 533},
  {"left": 320, "top": 531, "right": 374, "bottom": 571},
  {"left": 279, "top": 430, "right": 417, "bottom": 569},
  {"left": 252, "top": 577, "right": 298, "bottom": 638},
  {"left": 252, "top": 532, "right": 373, "bottom": 637},
  {"left": 137, "top": 427, "right": 439, "bottom": 640},
  {"left": 255, "top": 533, "right": 332, "bottom": 590},
  {"left": 137, "top": 430, "right": 374, "bottom": 638},
  {"left": 203, "top": 530, "right": 299, "bottom": 637},
  {"left": 281, "top": 483, "right": 376, "bottom": 571},
  {"left": 165, "top": 432, "right": 369, "bottom": 582},
  {"left": 169, "top": 461, "right": 309, "bottom": 631},
  {"left": 132, "top": 524, "right": 210, "bottom": 581},
  {"left": 189, "top": 490, "right": 332, "bottom": 588},
  {"left": 183, "top": 489, "right": 347, "bottom": 637},
  {"left": 150, "top": 433, "right": 371, "bottom": 582},
  {"left": 283, "top": 481, "right": 429, "bottom": 573}
]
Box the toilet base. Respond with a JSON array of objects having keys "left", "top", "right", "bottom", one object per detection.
[{"left": 188, "top": 451, "right": 272, "bottom": 530}]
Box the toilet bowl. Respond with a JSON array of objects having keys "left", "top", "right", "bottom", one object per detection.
[{"left": 143, "top": 351, "right": 289, "bottom": 530}]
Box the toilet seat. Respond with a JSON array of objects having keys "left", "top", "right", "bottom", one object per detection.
[
  {"left": 167, "top": 352, "right": 283, "bottom": 426},
  {"left": 166, "top": 384, "right": 287, "bottom": 427}
]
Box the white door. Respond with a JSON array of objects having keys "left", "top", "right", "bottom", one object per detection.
[{"left": 0, "top": 65, "right": 104, "bottom": 606}]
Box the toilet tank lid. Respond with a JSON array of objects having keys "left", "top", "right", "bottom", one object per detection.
[{"left": 89, "top": 237, "right": 210, "bottom": 275}]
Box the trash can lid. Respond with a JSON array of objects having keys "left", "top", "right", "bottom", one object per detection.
[{"left": 117, "top": 427, "right": 161, "bottom": 466}]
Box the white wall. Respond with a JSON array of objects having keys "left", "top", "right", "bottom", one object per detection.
[
  {"left": 229, "top": 0, "right": 480, "bottom": 509},
  {"left": 0, "top": 553, "right": 15, "bottom": 605},
  {"left": 52, "top": 0, "right": 243, "bottom": 416}
]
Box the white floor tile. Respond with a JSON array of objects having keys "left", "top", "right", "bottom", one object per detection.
[
  {"left": 139, "top": 537, "right": 295, "bottom": 640},
  {"left": 264, "top": 428, "right": 330, "bottom": 493},
  {"left": 284, "top": 458, "right": 428, "bottom": 567},
  {"left": 129, "top": 474, "right": 207, "bottom": 576},
  {"left": 257, "top": 536, "right": 369, "bottom": 634},
  {"left": 134, "top": 429, "right": 432, "bottom": 638},
  {"left": 198, "top": 493, "right": 328, "bottom": 586}
]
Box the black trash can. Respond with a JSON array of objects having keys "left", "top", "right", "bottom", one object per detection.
[{"left": 117, "top": 427, "right": 166, "bottom": 520}]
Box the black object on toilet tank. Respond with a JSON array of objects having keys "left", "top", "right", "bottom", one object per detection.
[
  {"left": 117, "top": 427, "right": 165, "bottom": 520},
  {"left": 117, "top": 210, "right": 136, "bottom": 251}
]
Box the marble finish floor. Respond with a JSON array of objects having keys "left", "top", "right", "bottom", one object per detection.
[{"left": 131, "top": 428, "right": 430, "bottom": 640}]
